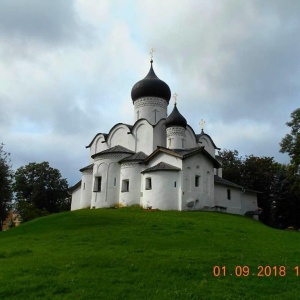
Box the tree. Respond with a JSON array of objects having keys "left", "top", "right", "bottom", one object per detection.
[
  {"left": 14, "top": 162, "right": 70, "bottom": 222},
  {"left": 0, "top": 143, "right": 13, "bottom": 231},
  {"left": 280, "top": 108, "right": 300, "bottom": 172},
  {"left": 240, "top": 156, "right": 284, "bottom": 226},
  {"left": 218, "top": 149, "right": 243, "bottom": 185},
  {"left": 274, "top": 164, "right": 300, "bottom": 229},
  {"left": 218, "top": 150, "right": 295, "bottom": 227},
  {"left": 279, "top": 108, "right": 300, "bottom": 227}
]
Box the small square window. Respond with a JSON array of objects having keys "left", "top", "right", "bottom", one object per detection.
[
  {"left": 145, "top": 177, "right": 152, "bottom": 190},
  {"left": 195, "top": 175, "right": 200, "bottom": 187},
  {"left": 122, "top": 179, "right": 129, "bottom": 192}
]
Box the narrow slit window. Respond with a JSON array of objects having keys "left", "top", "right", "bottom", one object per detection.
[
  {"left": 174, "top": 181, "right": 177, "bottom": 187},
  {"left": 195, "top": 175, "right": 200, "bottom": 187},
  {"left": 227, "top": 189, "right": 231, "bottom": 200}
]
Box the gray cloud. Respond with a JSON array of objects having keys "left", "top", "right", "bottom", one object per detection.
[
  {"left": 0, "top": 0, "right": 78, "bottom": 43},
  {"left": 136, "top": 1, "right": 300, "bottom": 118},
  {"left": 0, "top": 0, "right": 298, "bottom": 185}
]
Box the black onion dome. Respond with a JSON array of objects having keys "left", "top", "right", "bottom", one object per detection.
[
  {"left": 131, "top": 62, "right": 171, "bottom": 103},
  {"left": 165, "top": 104, "right": 187, "bottom": 129}
]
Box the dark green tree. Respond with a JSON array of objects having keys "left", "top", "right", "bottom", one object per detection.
[
  {"left": 0, "top": 143, "right": 13, "bottom": 231},
  {"left": 280, "top": 108, "right": 300, "bottom": 172},
  {"left": 14, "top": 162, "right": 70, "bottom": 222},
  {"left": 218, "top": 150, "right": 295, "bottom": 227},
  {"left": 274, "top": 164, "right": 300, "bottom": 228},
  {"left": 240, "top": 156, "right": 285, "bottom": 226},
  {"left": 218, "top": 149, "right": 243, "bottom": 185},
  {"left": 279, "top": 108, "right": 300, "bottom": 227}
]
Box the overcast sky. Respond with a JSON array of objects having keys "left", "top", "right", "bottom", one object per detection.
[{"left": 1, "top": 0, "right": 299, "bottom": 185}]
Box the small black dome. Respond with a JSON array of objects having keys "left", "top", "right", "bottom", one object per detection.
[
  {"left": 165, "top": 104, "right": 187, "bottom": 129},
  {"left": 131, "top": 62, "right": 171, "bottom": 103}
]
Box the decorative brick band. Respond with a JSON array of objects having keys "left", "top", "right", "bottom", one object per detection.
[
  {"left": 134, "top": 97, "right": 168, "bottom": 109},
  {"left": 94, "top": 153, "right": 125, "bottom": 161},
  {"left": 166, "top": 127, "right": 186, "bottom": 137},
  {"left": 121, "top": 162, "right": 139, "bottom": 168}
]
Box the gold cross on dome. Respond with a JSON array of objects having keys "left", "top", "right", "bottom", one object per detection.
[
  {"left": 149, "top": 48, "right": 155, "bottom": 61},
  {"left": 200, "top": 119, "right": 205, "bottom": 131},
  {"left": 173, "top": 93, "right": 178, "bottom": 105}
]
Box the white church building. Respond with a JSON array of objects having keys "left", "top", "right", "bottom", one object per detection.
[{"left": 70, "top": 57, "right": 258, "bottom": 216}]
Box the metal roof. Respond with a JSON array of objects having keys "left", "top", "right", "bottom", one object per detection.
[{"left": 141, "top": 162, "right": 181, "bottom": 174}]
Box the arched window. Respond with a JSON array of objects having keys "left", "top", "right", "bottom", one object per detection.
[{"left": 93, "top": 176, "right": 102, "bottom": 192}]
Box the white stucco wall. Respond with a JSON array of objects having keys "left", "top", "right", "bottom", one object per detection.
[
  {"left": 185, "top": 126, "right": 197, "bottom": 149},
  {"left": 92, "top": 153, "right": 130, "bottom": 208},
  {"left": 119, "top": 162, "right": 143, "bottom": 206},
  {"left": 71, "top": 186, "right": 82, "bottom": 211},
  {"left": 214, "top": 184, "right": 258, "bottom": 216},
  {"left": 153, "top": 119, "right": 166, "bottom": 150},
  {"left": 141, "top": 171, "right": 181, "bottom": 210},
  {"left": 214, "top": 184, "right": 242, "bottom": 214},
  {"left": 108, "top": 125, "right": 135, "bottom": 150},
  {"left": 145, "top": 152, "right": 182, "bottom": 170},
  {"left": 89, "top": 134, "right": 108, "bottom": 163},
  {"left": 95, "top": 136, "right": 108, "bottom": 154},
  {"left": 241, "top": 191, "right": 258, "bottom": 214},
  {"left": 214, "top": 156, "right": 223, "bottom": 177},
  {"left": 182, "top": 154, "right": 215, "bottom": 210},
  {"left": 198, "top": 135, "right": 215, "bottom": 157},
  {"left": 80, "top": 172, "right": 93, "bottom": 208},
  {"left": 132, "top": 121, "right": 154, "bottom": 154}
]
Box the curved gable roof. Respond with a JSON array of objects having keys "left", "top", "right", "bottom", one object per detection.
[
  {"left": 185, "top": 124, "right": 198, "bottom": 145},
  {"left": 197, "top": 130, "right": 220, "bottom": 150},
  {"left": 131, "top": 117, "right": 167, "bottom": 131},
  {"left": 86, "top": 133, "right": 108, "bottom": 148},
  {"left": 86, "top": 117, "right": 167, "bottom": 150}
]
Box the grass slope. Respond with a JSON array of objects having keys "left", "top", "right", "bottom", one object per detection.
[{"left": 0, "top": 207, "right": 299, "bottom": 300}]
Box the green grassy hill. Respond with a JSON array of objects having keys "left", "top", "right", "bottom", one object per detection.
[{"left": 0, "top": 207, "right": 299, "bottom": 299}]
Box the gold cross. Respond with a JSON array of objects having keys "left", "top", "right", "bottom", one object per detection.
[
  {"left": 200, "top": 119, "right": 205, "bottom": 131},
  {"left": 149, "top": 48, "right": 155, "bottom": 61},
  {"left": 173, "top": 93, "right": 178, "bottom": 105}
]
